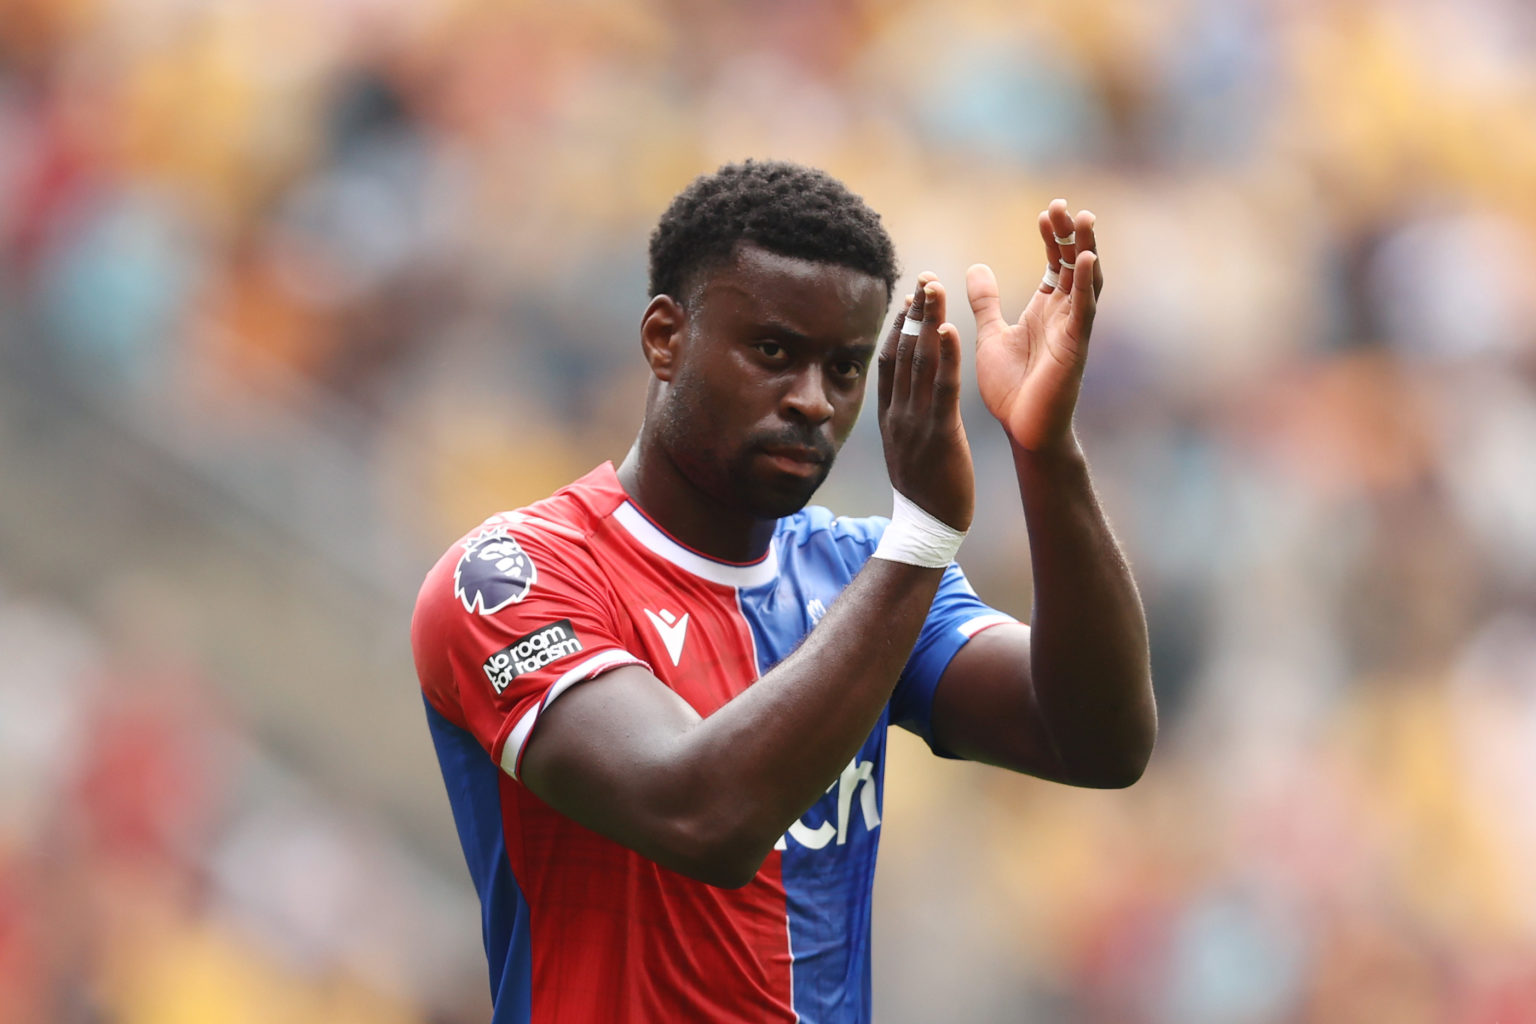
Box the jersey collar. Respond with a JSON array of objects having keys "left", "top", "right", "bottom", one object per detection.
[{"left": 612, "top": 501, "right": 779, "bottom": 589}]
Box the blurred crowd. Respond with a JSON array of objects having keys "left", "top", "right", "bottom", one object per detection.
[
  {"left": 0, "top": 581, "right": 483, "bottom": 1023},
  {"left": 3, "top": 0, "right": 1536, "bottom": 1020}
]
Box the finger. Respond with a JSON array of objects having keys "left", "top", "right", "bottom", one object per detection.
[
  {"left": 966, "top": 262, "right": 1009, "bottom": 335},
  {"left": 878, "top": 292, "right": 913, "bottom": 414},
  {"left": 1075, "top": 209, "right": 1103, "bottom": 299},
  {"left": 910, "top": 280, "right": 947, "bottom": 408},
  {"left": 1047, "top": 199, "right": 1078, "bottom": 294},
  {"left": 894, "top": 279, "right": 933, "bottom": 406},
  {"left": 1070, "top": 250, "right": 1098, "bottom": 342},
  {"left": 933, "top": 322, "right": 963, "bottom": 414},
  {"left": 1037, "top": 211, "right": 1062, "bottom": 294}
]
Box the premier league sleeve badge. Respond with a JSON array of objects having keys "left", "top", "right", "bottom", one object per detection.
[{"left": 454, "top": 527, "right": 539, "bottom": 614}]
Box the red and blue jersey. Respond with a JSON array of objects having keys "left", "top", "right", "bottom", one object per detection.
[{"left": 411, "top": 463, "right": 1014, "bottom": 1023}]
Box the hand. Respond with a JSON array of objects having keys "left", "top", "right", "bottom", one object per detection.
[
  {"left": 966, "top": 200, "right": 1104, "bottom": 454},
  {"left": 876, "top": 274, "right": 975, "bottom": 531}
]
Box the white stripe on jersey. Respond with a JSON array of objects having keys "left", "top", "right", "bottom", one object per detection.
[{"left": 957, "top": 613, "right": 1017, "bottom": 638}]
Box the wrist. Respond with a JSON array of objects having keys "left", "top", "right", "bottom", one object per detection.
[
  {"left": 873, "top": 488, "right": 968, "bottom": 567},
  {"left": 1008, "top": 428, "right": 1085, "bottom": 466},
  {"left": 1010, "top": 431, "right": 1096, "bottom": 514}
]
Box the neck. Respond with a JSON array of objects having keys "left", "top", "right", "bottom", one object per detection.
[{"left": 616, "top": 436, "right": 778, "bottom": 564}]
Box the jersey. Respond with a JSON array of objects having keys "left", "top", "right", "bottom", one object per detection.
[{"left": 411, "top": 463, "right": 1015, "bottom": 1024}]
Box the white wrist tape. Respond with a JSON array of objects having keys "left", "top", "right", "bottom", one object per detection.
[{"left": 872, "top": 488, "right": 967, "bottom": 568}]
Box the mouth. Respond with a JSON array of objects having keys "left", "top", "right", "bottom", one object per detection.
[{"left": 757, "top": 445, "right": 828, "bottom": 477}]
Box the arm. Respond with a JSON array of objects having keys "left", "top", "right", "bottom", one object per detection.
[
  {"left": 522, "top": 281, "right": 975, "bottom": 888},
  {"left": 930, "top": 200, "right": 1156, "bottom": 787}
]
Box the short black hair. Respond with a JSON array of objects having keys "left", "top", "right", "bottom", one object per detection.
[{"left": 648, "top": 160, "right": 899, "bottom": 303}]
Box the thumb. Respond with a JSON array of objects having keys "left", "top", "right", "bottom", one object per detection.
[{"left": 965, "top": 263, "right": 1006, "bottom": 339}]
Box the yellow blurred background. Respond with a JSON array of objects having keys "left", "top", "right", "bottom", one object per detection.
[{"left": 2, "top": 0, "right": 1534, "bottom": 1020}]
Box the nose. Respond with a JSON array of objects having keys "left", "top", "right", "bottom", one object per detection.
[{"left": 781, "top": 366, "right": 835, "bottom": 425}]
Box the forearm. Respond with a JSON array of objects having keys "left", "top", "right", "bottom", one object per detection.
[
  {"left": 1015, "top": 434, "right": 1155, "bottom": 785},
  {"left": 672, "top": 559, "right": 943, "bottom": 866}
]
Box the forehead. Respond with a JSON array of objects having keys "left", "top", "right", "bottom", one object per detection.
[{"left": 689, "top": 244, "right": 889, "bottom": 340}]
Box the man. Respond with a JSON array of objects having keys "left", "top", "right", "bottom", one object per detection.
[{"left": 411, "top": 160, "right": 1155, "bottom": 1023}]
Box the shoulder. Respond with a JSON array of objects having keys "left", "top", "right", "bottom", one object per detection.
[
  {"left": 410, "top": 467, "right": 642, "bottom": 705},
  {"left": 413, "top": 465, "right": 626, "bottom": 625}
]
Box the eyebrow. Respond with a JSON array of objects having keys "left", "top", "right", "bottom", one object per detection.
[{"left": 746, "top": 321, "right": 816, "bottom": 345}]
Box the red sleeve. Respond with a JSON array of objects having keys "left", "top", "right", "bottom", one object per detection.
[{"left": 411, "top": 515, "right": 648, "bottom": 778}]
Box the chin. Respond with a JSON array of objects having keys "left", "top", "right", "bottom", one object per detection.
[{"left": 737, "top": 468, "right": 830, "bottom": 520}]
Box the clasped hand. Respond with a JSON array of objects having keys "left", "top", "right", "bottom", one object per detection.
[{"left": 876, "top": 200, "right": 1104, "bottom": 529}]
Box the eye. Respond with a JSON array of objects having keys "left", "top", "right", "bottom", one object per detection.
[
  {"left": 753, "top": 341, "right": 787, "bottom": 361},
  {"left": 831, "top": 359, "right": 865, "bottom": 382}
]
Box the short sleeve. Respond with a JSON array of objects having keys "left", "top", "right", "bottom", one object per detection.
[
  {"left": 888, "top": 562, "right": 1018, "bottom": 758},
  {"left": 411, "top": 516, "right": 649, "bottom": 779}
]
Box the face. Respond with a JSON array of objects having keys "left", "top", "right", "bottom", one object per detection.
[{"left": 648, "top": 244, "right": 889, "bottom": 520}]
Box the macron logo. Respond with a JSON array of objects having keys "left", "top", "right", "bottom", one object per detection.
[{"left": 643, "top": 608, "right": 690, "bottom": 666}]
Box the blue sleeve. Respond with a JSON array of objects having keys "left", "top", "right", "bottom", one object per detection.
[
  {"left": 888, "top": 562, "right": 1018, "bottom": 758},
  {"left": 824, "top": 513, "right": 1018, "bottom": 758}
]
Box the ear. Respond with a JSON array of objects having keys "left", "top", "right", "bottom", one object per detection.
[{"left": 640, "top": 295, "right": 686, "bottom": 382}]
